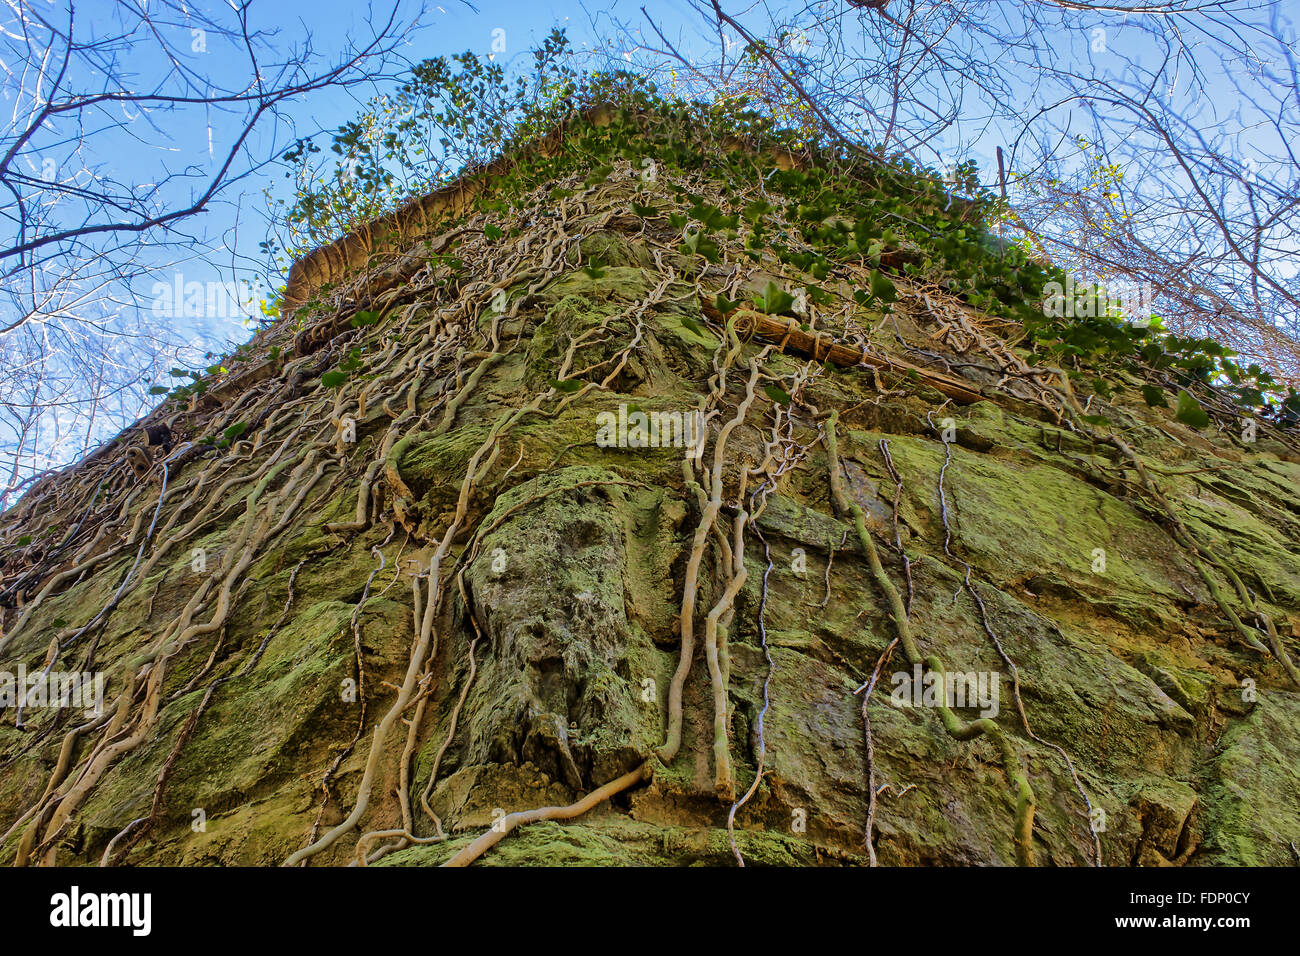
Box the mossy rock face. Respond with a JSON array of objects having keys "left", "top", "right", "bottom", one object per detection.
[
  {"left": 1198, "top": 695, "right": 1300, "bottom": 865},
  {"left": 418, "top": 468, "right": 668, "bottom": 810},
  {"left": 3, "top": 124, "right": 1299, "bottom": 869},
  {"left": 379, "top": 816, "right": 832, "bottom": 866}
]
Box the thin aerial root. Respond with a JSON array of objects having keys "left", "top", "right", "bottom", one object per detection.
[
  {"left": 824, "top": 411, "right": 1036, "bottom": 866},
  {"left": 660, "top": 345, "right": 766, "bottom": 768},
  {"left": 440, "top": 762, "right": 651, "bottom": 868},
  {"left": 727, "top": 530, "right": 775, "bottom": 867},
  {"left": 928, "top": 422, "right": 1101, "bottom": 867},
  {"left": 856, "top": 635, "right": 899, "bottom": 867}
]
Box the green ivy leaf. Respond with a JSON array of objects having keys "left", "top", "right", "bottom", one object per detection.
[
  {"left": 321, "top": 371, "right": 348, "bottom": 388},
  {"left": 1140, "top": 385, "right": 1168, "bottom": 408},
  {"left": 339, "top": 348, "right": 363, "bottom": 372},
  {"left": 350, "top": 310, "right": 381, "bottom": 327},
  {"left": 756, "top": 281, "right": 796, "bottom": 316},
  {"left": 1175, "top": 390, "right": 1210, "bottom": 429},
  {"left": 1236, "top": 387, "right": 1264, "bottom": 408},
  {"left": 548, "top": 378, "right": 582, "bottom": 393},
  {"left": 764, "top": 384, "right": 793, "bottom": 405},
  {"left": 484, "top": 224, "right": 503, "bottom": 241},
  {"left": 714, "top": 294, "right": 739, "bottom": 315},
  {"left": 148, "top": 385, "right": 170, "bottom": 395},
  {"left": 869, "top": 270, "right": 898, "bottom": 305},
  {"left": 680, "top": 315, "right": 708, "bottom": 337},
  {"left": 688, "top": 202, "right": 737, "bottom": 231}
]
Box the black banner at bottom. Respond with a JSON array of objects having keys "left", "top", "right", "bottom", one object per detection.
[{"left": 0, "top": 864, "right": 1279, "bottom": 944}]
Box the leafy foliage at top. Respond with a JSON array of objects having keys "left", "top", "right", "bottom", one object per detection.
[{"left": 269, "top": 29, "right": 1297, "bottom": 427}]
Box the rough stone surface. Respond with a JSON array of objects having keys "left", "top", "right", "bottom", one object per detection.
[{"left": 2, "top": 145, "right": 1298, "bottom": 869}]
